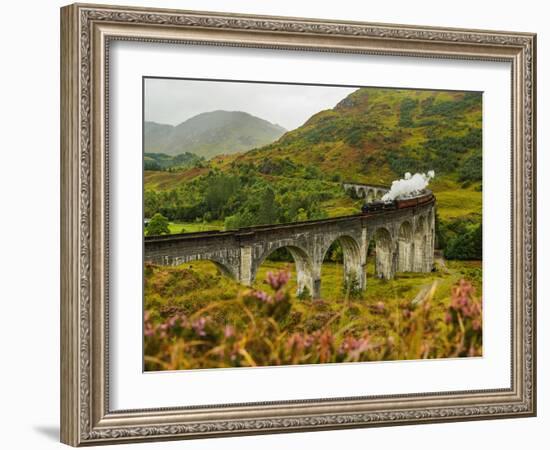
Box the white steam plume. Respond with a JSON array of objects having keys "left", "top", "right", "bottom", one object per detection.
[{"left": 381, "top": 171, "right": 435, "bottom": 202}]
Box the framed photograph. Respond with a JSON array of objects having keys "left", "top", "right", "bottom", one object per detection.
[{"left": 60, "top": 3, "right": 536, "bottom": 446}]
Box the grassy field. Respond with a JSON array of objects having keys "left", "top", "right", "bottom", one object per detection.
[
  {"left": 434, "top": 187, "right": 482, "bottom": 221},
  {"left": 144, "top": 168, "right": 208, "bottom": 190},
  {"left": 166, "top": 220, "right": 224, "bottom": 234},
  {"left": 146, "top": 258, "right": 481, "bottom": 312}
]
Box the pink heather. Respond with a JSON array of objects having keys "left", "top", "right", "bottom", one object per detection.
[
  {"left": 265, "top": 270, "right": 290, "bottom": 291},
  {"left": 192, "top": 317, "right": 207, "bottom": 336},
  {"left": 224, "top": 325, "right": 235, "bottom": 338}
]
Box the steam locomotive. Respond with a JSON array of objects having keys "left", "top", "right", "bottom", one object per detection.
[{"left": 361, "top": 190, "right": 434, "bottom": 214}]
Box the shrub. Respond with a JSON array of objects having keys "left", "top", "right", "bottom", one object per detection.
[
  {"left": 398, "top": 98, "right": 418, "bottom": 127},
  {"left": 421, "top": 92, "right": 481, "bottom": 117},
  {"left": 459, "top": 151, "right": 482, "bottom": 183},
  {"left": 297, "top": 286, "right": 312, "bottom": 300},
  {"left": 145, "top": 213, "right": 170, "bottom": 236},
  {"left": 342, "top": 272, "right": 362, "bottom": 300},
  {"left": 444, "top": 223, "right": 482, "bottom": 260}
]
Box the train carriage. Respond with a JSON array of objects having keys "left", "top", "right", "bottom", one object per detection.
[{"left": 361, "top": 190, "right": 434, "bottom": 214}]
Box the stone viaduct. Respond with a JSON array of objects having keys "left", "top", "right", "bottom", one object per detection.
[
  {"left": 144, "top": 193, "right": 436, "bottom": 299},
  {"left": 342, "top": 182, "right": 389, "bottom": 202}
]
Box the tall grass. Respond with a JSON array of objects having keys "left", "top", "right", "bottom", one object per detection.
[{"left": 144, "top": 268, "right": 482, "bottom": 371}]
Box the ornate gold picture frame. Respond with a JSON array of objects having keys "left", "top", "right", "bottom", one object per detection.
[{"left": 60, "top": 3, "right": 536, "bottom": 446}]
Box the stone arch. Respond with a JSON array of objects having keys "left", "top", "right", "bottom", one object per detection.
[
  {"left": 320, "top": 234, "right": 365, "bottom": 298},
  {"left": 252, "top": 244, "right": 314, "bottom": 298},
  {"left": 169, "top": 255, "right": 238, "bottom": 280},
  {"left": 211, "top": 260, "right": 237, "bottom": 278},
  {"left": 413, "top": 215, "right": 428, "bottom": 271},
  {"left": 366, "top": 189, "right": 375, "bottom": 203},
  {"left": 397, "top": 221, "right": 414, "bottom": 272},
  {"left": 373, "top": 227, "right": 395, "bottom": 280},
  {"left": 375, "top": 190, "right": 384, "bottom": 200}
]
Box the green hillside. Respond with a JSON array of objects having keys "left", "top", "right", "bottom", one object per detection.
[{"left": 233, "top": 87, "right": 481, "bottom": 185}]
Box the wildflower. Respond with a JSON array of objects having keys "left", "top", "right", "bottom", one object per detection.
[
  {"left": 192, "top": 317, "right": 207, "bottom": 337},
  {"left": 224, "top": 324, "right": 235, "bottom": 338},
  {"left": 339, "top": 334, "right": 370, "bottom": 360},
  {"left": 144, "top": 321, "right": 156, "bottom": 337},
  {"left": 253, "top": 290, "right": 271, "bottom": 303},
  {"left": 144, "top": 327, "right": 155, "bottom": 337},
  {"left": 287, "top": 333, "right": 305, "bottom": 354},
  {"left": 143, "top": 311, "right": 156, "bottom": 337},
  {"left": 273, "top": 290, "right": 286, "bottom": 303},
  {"left": 445, "top": 279, "right": 482, "bottom": 357},
  {"left": 318, "top": 329, "right": 334, "bottom": 363},
  {"left": 265, "top": 270, "right": 291, "bottom": 291},
  {"left": 303, "top": 334, "right": 314, "bottom": 348}
]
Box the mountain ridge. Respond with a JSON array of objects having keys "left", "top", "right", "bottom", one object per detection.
[{"left": 144, "top": 110, "right": 286, "bottom": 159}]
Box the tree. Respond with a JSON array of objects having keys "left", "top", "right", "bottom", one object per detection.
[
  {"left": 304, "top": 165, "right": 321, "bottom": 180},
  {"left": 329, "top": 242, "right": 343, "bottom": 263},
  {"left": 444, "top": 223, "right": 482, "bottom": 260},
  {"left": 458, "top": 151, "right": 482, "bottom": 183},
  {"left": 224, "top": 210, "right": 256, "bottom": 230},
  {"left": 204, "top": 173, "right": 240, "bottom": 219},
  {"left": 296, "top": 208, "right": 308, "bottom": 222},
  {"left": 146, "top": 213, "right": 170, "bottom": 236},
  {"left": 256, "top": 186, "right": 279, "bottom": 225},
  {"left": 398, "top": 98, "right": 418, "bottom": 127}
]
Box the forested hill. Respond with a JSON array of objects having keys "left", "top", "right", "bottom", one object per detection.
[
  {"left": 230, "top": 87, "right": 482, "bottom": 186},
  {"left": 144, "top": 111, "right": 286, "bottom": 159}
]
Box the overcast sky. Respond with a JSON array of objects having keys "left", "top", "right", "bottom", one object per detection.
[{"left": 144, "top": 78, "right": 357, "bottom": 131}]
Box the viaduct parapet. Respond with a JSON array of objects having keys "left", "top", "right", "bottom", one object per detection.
[{"left": 144, "top": 194, "right": 435, "bottom": 299}]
